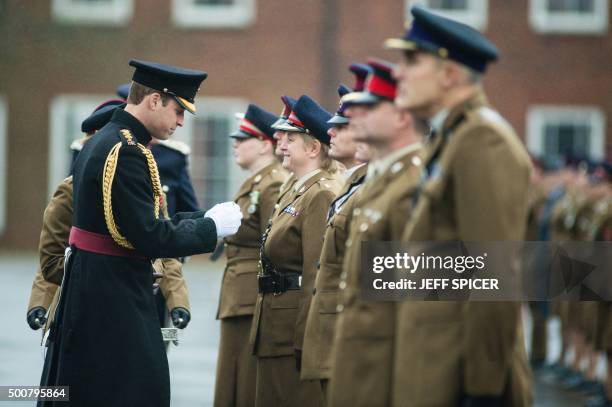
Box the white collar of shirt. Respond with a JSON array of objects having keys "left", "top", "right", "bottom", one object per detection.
[
  {"left": 294, "top": 168, "right": 322, "bottom": 192},
  {"left": 344, "top": 162, "right": 366, "bottom": 181},
  {"left": 430, "top": 108, "right": 450, "bottom": 135}
]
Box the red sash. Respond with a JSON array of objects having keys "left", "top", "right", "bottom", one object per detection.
[{"left": 69, "top": 226, "right": 147, "bottom": 259}]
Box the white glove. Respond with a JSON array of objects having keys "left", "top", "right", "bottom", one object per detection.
[{"left": 204, "top": 201, "right": 243, "bottom": 238}]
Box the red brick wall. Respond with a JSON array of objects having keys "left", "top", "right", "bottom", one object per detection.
[
  {"left": 485, "top": 0, "right": 612, "bottom": 142},
  {"left": 0, "top": 0, "right": 609, "bottom": 249}
]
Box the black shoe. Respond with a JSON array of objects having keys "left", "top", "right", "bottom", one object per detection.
[
  {"left": 579, "top": 381, "right": 605, "bottom": 396},
  {"left": 540, "top": 364, "right": 571, "bottom": 384},
  {"left": 530, "top": 359, "right": 547, "bottom": 371},
  {"left": 585, "top": 394, "right": 612, "bottom": 407},
  {"left": 563, "top": 372, "right": 586, "bottom": 390},
  {"left": 542, "top": 365, "right": 574, "bottom": 385},
  {"left": 550, "top": 363, "right": 572, "bottom": 377}
]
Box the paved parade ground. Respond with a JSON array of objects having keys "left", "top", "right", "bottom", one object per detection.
[
  {"left": 0, "top": 254, "right": 223, "bottom": 406},
  {"left": 0, "top": 253, "right": 590, "bottom": 406}
]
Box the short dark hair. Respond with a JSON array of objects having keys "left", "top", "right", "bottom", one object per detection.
[{"left": 127, "top": 81, "right": 172, "bottom": 106}]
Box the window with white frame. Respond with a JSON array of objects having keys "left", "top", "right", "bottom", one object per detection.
[
  {"left": 51, "top": 0, "right": 134, "bottom": 26},
  {"left": 180, "top": 98, "right": 249, "bottom": 209},
  {"left": 172, "top": 0, "right": 256, "bottom": 28},
  {"left": 529, "top": 0, "right": 609, "bottom": 34},
  {"left": 526, "top": 106, "right": 606, "bottom": 161},
  {"left": 406, "top": 0, "right": 489, "bottom": 30},
  {"left": 48, "top": 95, "right": 113, "bottom": 200},
  {"left": 0, "top": 97, "right": 7, "bottom": 236}
]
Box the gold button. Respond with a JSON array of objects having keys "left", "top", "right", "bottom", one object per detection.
[
  {"left": 346, "top": 238, "right": 352, "bottom": 248},
  {"left": 336, "top": 304, "right": 344, "bottom": 312},
  {"left": 339, "top": 281, "right": 347, "bottom": 290},
  {"left": 411, "top": 156, "right": 422, "bottom": 166},
  {"left": 359, "top": 223, "right": 368, "bottom": 232},
  {"left": 354, "top": 208, "right": 362, "bottom": 216}
]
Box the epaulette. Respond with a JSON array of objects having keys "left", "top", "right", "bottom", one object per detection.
[
  {"left": 318, "top": 176, "right": 332, "bottom": 190},
  {"left": 475, "top": 106, "right": 514, "bottom": 134},
  {"left": 317, "top": 176, "right": 343, "bottom": 192},
  {"left": 119, "top": 129, "right": 137, "bottom": 146},
  {"left": 157, "top": 139, "right": 191, "bottom": 155}
]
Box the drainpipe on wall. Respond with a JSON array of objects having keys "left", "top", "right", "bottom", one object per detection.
[{"left": 320, "top": 0, "right": 339, "bottom": 111}]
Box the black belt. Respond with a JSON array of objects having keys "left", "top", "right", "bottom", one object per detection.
[{"left": 258, "top": 273, "right": 302, "bottom": 294}]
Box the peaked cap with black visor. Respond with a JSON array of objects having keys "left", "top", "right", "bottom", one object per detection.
[
  {"left": 230, "top": 104, "right": 278, "bottom": 142},
  {"left": 384, "top": 6, "right": 499, "bottom": 73},
  {"left": 129, "top": 59, "right": 207, "bottom": 114}
]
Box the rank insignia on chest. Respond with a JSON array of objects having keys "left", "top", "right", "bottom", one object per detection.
[{"left": 283, "top": 205, "right": 300, "bottom": 217}]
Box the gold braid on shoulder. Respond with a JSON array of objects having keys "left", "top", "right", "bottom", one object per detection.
[{"left": 102, "top": 129, "right": 162, "bottom": 249}]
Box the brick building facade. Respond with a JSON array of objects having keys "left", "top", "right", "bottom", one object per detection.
[{"left": 0, "top": 0, "right": 609, "bottom": 249}]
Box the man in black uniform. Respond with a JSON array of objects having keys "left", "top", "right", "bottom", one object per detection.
[
  {"left": 39, "top": 60, "right": 242, "bottom": 407},
  {"left": 117, "top": 81, "right": 200, "bottom": 217},
  {"left": 118, "top": 83, "right": 200, "bottom": 329}
]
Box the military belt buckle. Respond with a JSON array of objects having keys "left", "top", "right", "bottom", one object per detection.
[
  {"left": 161, "top": 327, "right": 179, "bottom": 346},
  {"left": 258, "top": 275, "right": 277, "bottom": 294},
  {"left": 272, "top": 276, "right": 284, "bottom": 296}
]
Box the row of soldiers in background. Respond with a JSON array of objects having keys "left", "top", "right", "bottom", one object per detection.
[
  {"left": 528, "top": 155, "right": 612, "bottom": 407},
  {"left": 25, "top": 4, "right": 610, "bottom": 406},
  {"left": 26, "top": 89, "right": 200, "bottom": 344},
  {"left": 215, "top": 6, "right": 540, "bottom": 407}
]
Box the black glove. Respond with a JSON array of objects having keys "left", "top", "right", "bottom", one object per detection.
[
  {"left": 170, "top": 307, "right": 191, "bottom": 329},
  {"left": 294, "top": 349, "right": 302, "bottom": 372},
  {"left": 27, "top": 307, "right": 47, "bottom": 330}
]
